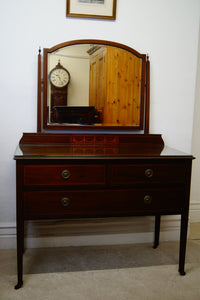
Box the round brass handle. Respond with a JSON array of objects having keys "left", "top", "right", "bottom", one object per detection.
[
  {"left": 144, "top": 195, "right": 152, "bottom": 204},
  {"left": 145, "top": 169, "right": 154, "bottom": 178},
  {"left": 61, "top": 197, "right": 71, "bottom": 207},
  {"left": 61, "top": 169, "right": 71, "bottom": 180}
]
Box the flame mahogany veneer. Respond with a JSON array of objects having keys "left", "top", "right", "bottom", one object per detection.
[{"left": 14, "top": 132, "right": 194, "bottom": 289}]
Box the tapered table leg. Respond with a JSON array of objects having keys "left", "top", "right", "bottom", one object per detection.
[
  {"left": 15, "top": 217, "right": 24, "bottom": 289},
  {"left": 15, "top": 161, "right": 24, "bottom": 289},
  {"left": 179, "top": 212, "right": 189, "bottom": 276},
  {"left": 153, "top": 215, "right": 161, "bottom": 249}
]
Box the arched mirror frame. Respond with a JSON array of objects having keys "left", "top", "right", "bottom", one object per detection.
[{"left": 37, "top": 39, "right": 150, "bottom": 133}]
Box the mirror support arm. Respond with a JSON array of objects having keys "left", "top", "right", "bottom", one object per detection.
[
  {"left": 144, "top": 56, "right": 150, "bottom": 134},
  {"left": 37, "top": 47, "right": 42, "bottom": 133}
]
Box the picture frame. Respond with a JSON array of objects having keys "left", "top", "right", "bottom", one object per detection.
[{"left": 66, "top": 0, "right": 117, "bottom": 20}]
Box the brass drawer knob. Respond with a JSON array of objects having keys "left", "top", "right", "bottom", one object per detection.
[
  {"left": 145, "top": 169, "right": 154, "bottom": 178},
  {"left": 61, "top": 169, "right": 71, "bottom": 180},
  {"left": 61, "top": 197, "right": 71, "bottom": 207},
  {"left": 144, "top": 195, "right": 152, "bottom": 204}
]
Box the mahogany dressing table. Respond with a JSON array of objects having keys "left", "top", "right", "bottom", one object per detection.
[{"left": 14, "top": 40, "right": 194, "bottom": 289}]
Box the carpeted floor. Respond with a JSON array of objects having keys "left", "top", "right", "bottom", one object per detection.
[{"left": 1, "top": 240, "right": 200, "bottom": 299}]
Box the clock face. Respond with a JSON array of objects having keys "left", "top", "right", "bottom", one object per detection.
[{"left": 50, "top": 68, "right": 70, "bottom": 88}]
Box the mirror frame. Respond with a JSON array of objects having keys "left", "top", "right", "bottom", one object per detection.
[{"left": 37, "top": 39, "right": 150, "bottom": 133}]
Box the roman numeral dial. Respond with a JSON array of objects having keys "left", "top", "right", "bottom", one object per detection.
[{"left": 50, "top": 62, "right": 70, "bottom": 88}]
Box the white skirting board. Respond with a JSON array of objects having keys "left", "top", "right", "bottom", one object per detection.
[
  {"left": 189, "top": 202, "right": 200, "bottom": 223},
  {"left": 0, "top": 215, "right": 184, "bottom": 249}
]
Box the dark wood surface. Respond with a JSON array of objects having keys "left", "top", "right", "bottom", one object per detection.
[
  {"left": 14, "top": 133, "right": 194, "bottom": 288},
  {"left": 145, "top": 57, "right": 150, "bottom": 134},
  {"left": 37, "top": 49, "right": 41, "bottom": 132}
]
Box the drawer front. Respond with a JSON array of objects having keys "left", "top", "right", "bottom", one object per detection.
[
  {"left": 24, "top": 164, "right": 106, "bottom": 186},
  {"left": 110, "top": 163, "right": 187, "bottom": 186},
  {"left": 24, "top": 188, "right": 184, "bottom": 219}
]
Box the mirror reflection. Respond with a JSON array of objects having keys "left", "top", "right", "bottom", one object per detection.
[{"left": 47, "top": 44, "right": 143, "bottom": 127}]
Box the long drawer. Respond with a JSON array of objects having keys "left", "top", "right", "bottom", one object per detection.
[
  {"left": 24, "top": 188, "right": 185, "bottom": 219},
  {"left": 24, "top": 164, "right": 106, "bottom": 186},
  {"left": 110, "top": 163, "right": 187, "bottom": 186}
]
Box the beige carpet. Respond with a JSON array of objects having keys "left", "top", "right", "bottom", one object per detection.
[{"left": 1, "top": 241, "right": 200, "bottom": 299}]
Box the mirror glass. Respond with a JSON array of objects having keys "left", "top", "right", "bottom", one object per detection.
[{"left": 43, "top": 41, "right": 146, "bottom": 130}]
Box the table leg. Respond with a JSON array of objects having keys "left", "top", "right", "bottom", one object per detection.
[
  {"left": 153, "top": 215, "right": 161, "bottom": 249},
  {"left": 15, "top": 216, "right": 24, "bottom": 289},
  {"left": 179, "top": 212, "right": 189, "bottom": 275},
  {"left": 15, "top": 175, "right": 24, "bottom": 290}
]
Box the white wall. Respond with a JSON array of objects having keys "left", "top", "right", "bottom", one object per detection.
[
  {"left": 190, "top": 24, "right": 200, "bottom": 222},
  {"left": 0, "top": 0, "right": 200, "bottom": 247}
]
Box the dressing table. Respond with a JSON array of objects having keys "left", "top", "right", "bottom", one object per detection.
[{"left": 14, "top": 40, "right": 194, "bottom": 289}]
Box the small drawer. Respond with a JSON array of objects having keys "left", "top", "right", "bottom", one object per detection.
[
  {"left": 110, "top": 163, "right": 187, "bottom": 186},
  {"left": 24, "top": 164, "right": 105, "bottom": 186},
  {"left": 24, "top": 188, "right": 184, "bottom": 219}
]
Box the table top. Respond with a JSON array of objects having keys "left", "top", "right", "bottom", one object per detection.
[{"left": 14, "top": 144, "right": 193, "bottom": 160}]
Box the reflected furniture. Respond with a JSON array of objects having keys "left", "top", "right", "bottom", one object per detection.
[
  {"left": 14, "top": 40, "right": 194, "bottom": 289},
  {"left": 52, "top": 106, "right": 100, "bottom": 124}
]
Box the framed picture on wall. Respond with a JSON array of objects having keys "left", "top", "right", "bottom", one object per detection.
[{"left": 66, "top": 0, "right": 117, "bottom": 20}]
